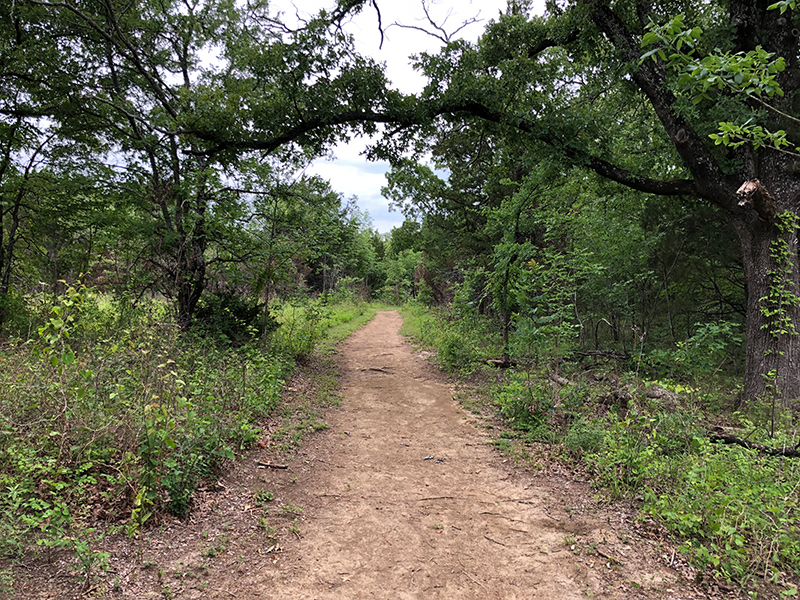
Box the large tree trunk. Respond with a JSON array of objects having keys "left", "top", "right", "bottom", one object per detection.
[
  {"left": 176, "top": 244, "right": 205, "bottom": 330},
  {"left": 733, "top": 213, "right": 800, "bottom": 406}
]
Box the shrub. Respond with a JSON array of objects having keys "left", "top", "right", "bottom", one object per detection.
[{"left": 193, "top": 291, "right": 266, "bottom": 345}]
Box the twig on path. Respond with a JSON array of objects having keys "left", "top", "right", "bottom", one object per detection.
[
  {"left": 417, "top": 496, "right": 456, "bottom": 501},
  {"left": 595, "top": 548, "right": 621, "bottom": 565},
  {"left": 483, "top": 534, "right": 506, "bottom": 547},
  {"left": 257, "top": 461, "right": 288, "bottom": 469},
  {"left": 457, "top": 558, "right": 487, "bottom": 590},
  {"left": 480, "top": 511, "right": 527, "bottom": 524}
]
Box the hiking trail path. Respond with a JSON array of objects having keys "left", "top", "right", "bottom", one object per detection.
[
  {"left": 216, "top": 310, "right": 696, "bottom": 599},
  {"left": 16, "top": 310, "right": 710, "bottom": 600}
]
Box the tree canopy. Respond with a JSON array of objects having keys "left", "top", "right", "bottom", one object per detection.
[{"left": 2, "top": 0, "right": 799, "bottom": 404}]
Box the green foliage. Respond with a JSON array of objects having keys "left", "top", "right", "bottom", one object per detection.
[
  {"left": 415, "top": 299, "right": 500, "bottom": 373},
  {"left": 760, "top": 212, "right": 800, "bottom": 340},
  {"left": 269, "top": 298, "right": 331, "bottom": 359},
  {"left": 0, "top": 293, "right": 31, "bottom": 336},
  {"left": 0, "top": 294, "right": 293, "bottom": 558},
  {"left": 644, "top": 440, "right": 800, "bottom": 584},
  {"left": 380, "top": 249, "right": 422, "bottom": 304},
  {"left": 646, "top": 321, "right": 742, "bottom": 381},
  {"left": 0, "top": 287, "right": 374, "bottom": 575},
  {"left": 642, "top": 13, "right": 796, "bottom": 154},
  {"left": 193, "top": 291, "right": 266, "bottom": 345},
  {"left": 438, "top": 332, "right": 479, "bottom": 372},
  {"left": 490, "top": 370, "right": 554, "bottom": 435},
  {"left": 404, "top": 301, "right": 798, "bottom": 592}
]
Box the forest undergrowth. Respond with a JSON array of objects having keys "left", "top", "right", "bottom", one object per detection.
[
  {"left": 0, "top": 283, "right": 377, "bottom": 593},
  {"left": 400, "top": 302, "right": 800, "bottom": 599}
]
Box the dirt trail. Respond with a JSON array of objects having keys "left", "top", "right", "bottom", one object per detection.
[
  {"left": 222, "top": 310, "right": 696, "bottom": 599},
  {"left": 11, "top": 310, "right": 706, "bottom": 600}
]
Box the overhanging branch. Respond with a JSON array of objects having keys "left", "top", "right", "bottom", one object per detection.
[
  {"left": 194, "top": 98, "right": 695, "bottom": 198},
  {"left": 441, "top": 100, "right": 697, "bottom": 197}
]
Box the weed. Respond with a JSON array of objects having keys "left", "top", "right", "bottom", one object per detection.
[
  {"left": 288, "top": 519, "right": 301, "bottom": 536},
  {"left": 201, "top": 535, "right": 229, "bottom": 558},
  {"left": 258, "top": 519, "right": 277, "bottom": 540},
  {"left": 279, "top": 502, "right": 302, "bottom": 515},
  {"left": 254, "top": 489, "right": 275, "bottom": 506},
  {"left": 490, "top": 438, "right": 512, "bottom": 454},
  {"left": 0, "top": 294, "right": 386, "bottom": 573},
  {"left": 0, "top": 569, "right": 13, "bottom": 596}
]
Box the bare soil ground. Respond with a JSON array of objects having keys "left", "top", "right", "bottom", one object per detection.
[{"left": 8, "top": 310, "right": 726, "bottom": 599}]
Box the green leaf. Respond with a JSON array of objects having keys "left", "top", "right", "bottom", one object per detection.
[{"left": 641, "top": 32, "right": 660, "bottom": 47}]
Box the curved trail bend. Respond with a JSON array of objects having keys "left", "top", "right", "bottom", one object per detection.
[{"left": 235, "top": 310, "right": 689, "bottom": 599}]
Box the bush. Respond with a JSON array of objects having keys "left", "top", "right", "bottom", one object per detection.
[
  {"left": 565, "top": 418, "right": 605, "bottom": 453},
  {"left": 193, "top": 291, "right": 267, "bottom": 344},
  {"left": 644, "top": 440, "right": 800, "bottom": 584},
  {"left": 0, "top": 293, "right": 32, "bottom": 337},
  {"left": 269, "top": 299, "right": 330, "bottom": 358},
  {"left": 0, "top": 289, "right": 292, "bottom": 556},
  {"left": 491, "top": 372, "right": 554, "bottom": 431},
  {"left": 439, "top": 332, "right": 477, "bottom": 371}
]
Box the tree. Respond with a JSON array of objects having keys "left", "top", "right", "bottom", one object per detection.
[{"left": 378, "top": 0, "right": 800, "bottom": 404}]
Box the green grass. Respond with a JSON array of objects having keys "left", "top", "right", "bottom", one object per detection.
[{"left": 317, "top": 301, "right": 380, "bottom": 353}]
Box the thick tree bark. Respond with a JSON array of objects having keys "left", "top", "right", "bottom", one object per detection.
[{"left": 732, "top": 211, "right": 800, "bottom": 405}]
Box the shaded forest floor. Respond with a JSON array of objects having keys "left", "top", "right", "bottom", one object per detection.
[{"left": 5, "top": 311, "right": 739, "bottom": 599}]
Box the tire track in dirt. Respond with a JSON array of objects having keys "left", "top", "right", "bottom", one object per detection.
[{"left": 229, "top": 310, "right": 697, "bottom": 599}]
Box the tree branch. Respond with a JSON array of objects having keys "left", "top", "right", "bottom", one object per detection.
[
  {"left": 441, "top": 100, "right": 697, "bottom": 196},
  {"left": 709, "top": 432, "right": 800, "bottom": 458},
  {"left": 390, "top": 0, "right": 482, "bottom": 45},
  {"left": 587, "top": 1, "right": 729, "bottom": 202},
  {"left": 195, "top": 95, "right": 696, "bottom": 197}
]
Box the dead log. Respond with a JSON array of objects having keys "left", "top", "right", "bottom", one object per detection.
[
  {"left": 548, "top": 373, "right": 571, "bottom": 386},
  {"left": 709, "top": 432, "right": 800, "bottom": 458},
  {"left": 485, "top": 358, "right": 516, "bottom": 368}
]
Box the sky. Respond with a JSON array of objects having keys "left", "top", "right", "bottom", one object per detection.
[{"left": 272, "top": 0, "right": 537, "bottom": 234}]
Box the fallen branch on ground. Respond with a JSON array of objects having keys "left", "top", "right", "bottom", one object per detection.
[
  {"left": 708, "top": 432, "right": 800, "bottom": 458},
  {"left": 548, "top": 372, "right": 571, "bottom": 386}
]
